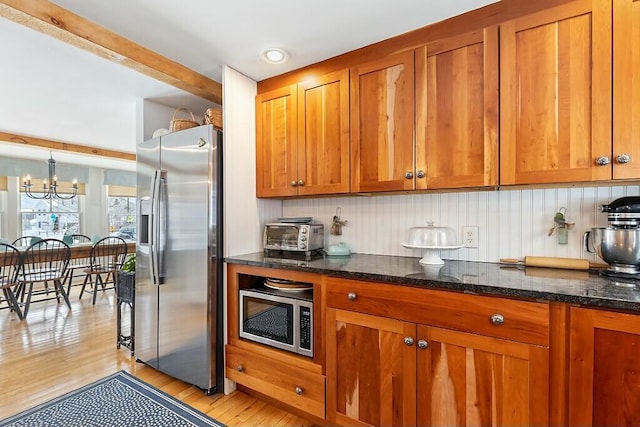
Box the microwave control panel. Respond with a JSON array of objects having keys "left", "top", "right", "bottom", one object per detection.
[{"left": 300, "top": 305, "right": 312, "bottom": 351}]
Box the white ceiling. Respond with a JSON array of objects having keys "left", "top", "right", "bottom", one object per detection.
[{"left": 0, "top": 0, "right": 495, "bottom": 170}]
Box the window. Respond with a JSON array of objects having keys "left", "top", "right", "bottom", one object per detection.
[
  {"left": 108, "top": 196, "right": 136, "bottom": 240},
  {"left": 20, "top": 195, "right": 80, "bottom": 238}
]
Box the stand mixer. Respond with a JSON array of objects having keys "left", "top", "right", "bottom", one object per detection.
[{"left": 585, "top": 196, "right": 640, "bottom": 277}]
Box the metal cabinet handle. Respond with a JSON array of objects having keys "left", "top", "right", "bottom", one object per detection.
[
  {"left": 417, "top": 340, "right": 429, "bottom": 349},
  {"left": 490, "top": 313, "right": 505, "bottom": 326},
  {"left": 595, "top": 156, "right": 611, "bottom": 166},
  {"left": 295, "top": 386, "right": 303, "bottom": 395},
  {"left": 404, "top": 171, "right": 413, "bottom": 179},
  {"left": 236, "top": 364, "right": 244, "bottom": 372},
  {"left": 347, "top": 292, "right": 357, "bottom": 301},
  {"left": 616, "top": 153, "right": 631, "bottom": 164},
  {"left": 416, "top": 170, "right": 425, "bottom": 179},
  {"left": 297, "top": 179, "right": 304, "bottom": 186},
  {"left": 404, "top": 336, "right": 414, "bottom": 346},
  {"left": 290, "top": 180, "right": 297, "bottom": 187}
]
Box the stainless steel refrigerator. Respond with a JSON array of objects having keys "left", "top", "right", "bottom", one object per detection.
[{"left": 135, "top": 124, "right": 223, "bottom": 394}]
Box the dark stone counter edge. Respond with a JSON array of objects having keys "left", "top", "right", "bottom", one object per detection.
[{"left": 224, "top": 256, "right": 640, "bottom": 313}]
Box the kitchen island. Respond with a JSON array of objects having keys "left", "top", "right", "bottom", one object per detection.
[{"left": 225, "top": 253, "right": 640, "bottom": 427}]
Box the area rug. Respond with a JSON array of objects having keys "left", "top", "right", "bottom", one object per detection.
[{"left": 0, "top": 371, "right": 225, "bottom": 427}]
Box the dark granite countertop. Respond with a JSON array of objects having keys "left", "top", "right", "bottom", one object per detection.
[{"left": 225, "top": 252, "right": 640, "bottom": 313}]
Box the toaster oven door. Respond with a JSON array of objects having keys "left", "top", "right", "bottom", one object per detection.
[{"left": 265, "top": 225, "right": 299, "bottom": 250}]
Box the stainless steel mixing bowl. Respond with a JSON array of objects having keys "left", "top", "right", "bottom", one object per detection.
[{"left": 585, "top": 227, "right": 640, "bottom": 273}]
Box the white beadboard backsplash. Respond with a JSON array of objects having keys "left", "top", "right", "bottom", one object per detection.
[{"left": 282, "top": 184, "right": 640, "bottom": 263}]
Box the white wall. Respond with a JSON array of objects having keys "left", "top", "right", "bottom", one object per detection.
[
  {"left": 282, "top": 184, "right": 640, "bottom": 263},
  {"left": 82, "top": 168, "right": 107, "bottom": 239},
  {"left": 222, "top": 65, "right": 281, "bottom": 257},
  {"left": 221, "top": 65, "right": 281, "bottom": 394},
  {"left": 138, "top": 99, "right": 206, "bottom": 142}
]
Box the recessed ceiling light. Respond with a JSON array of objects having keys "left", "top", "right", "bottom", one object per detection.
[{"left": 261, "top": 48, "right": 288, "bottom": 64}]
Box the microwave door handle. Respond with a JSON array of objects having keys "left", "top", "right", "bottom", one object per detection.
[{"left": 293, "top": 300, "right": 301, "bottom": 354}]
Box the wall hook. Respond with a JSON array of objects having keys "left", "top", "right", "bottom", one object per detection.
[{"left": 331, "top": 207, "right": 348, "bottom": 235}]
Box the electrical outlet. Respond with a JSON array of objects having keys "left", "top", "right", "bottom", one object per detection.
[{"left": 462, "top": 226, "right": 479, "bottom": 248}]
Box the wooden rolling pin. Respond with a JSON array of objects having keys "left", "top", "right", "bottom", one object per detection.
[{"left": 500, "top": 256, "right": 606, "bottom": 271}]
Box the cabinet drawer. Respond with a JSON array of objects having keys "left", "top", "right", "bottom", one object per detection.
[
  {"left": 326, "top": 277, "right": 549, "bottom": 346},
  {"left": 225, "top": 345, "right": 326, "bottom": 419}
]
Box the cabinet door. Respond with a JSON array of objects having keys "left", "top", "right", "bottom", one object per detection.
[
  {"left": 326, "top": 308, "right": 416, "bottom": 427},
  {"left": 569, "top": 307, "right": 640, "bottom": 426},
  {"left": 417, "top": 325, "right": 549, "bottom": 426},
  {"left": 350, "top": 51, "right": 415, "bottom": 193},
  {"left": 297, "top": 69, "right": 350, "bottom": 195},
  {"left": 415, "top": 27, "right": 498, "bottom": 190},
  {"left": 500, "top": 0, "right": 612, "bottom": 185},
  {"left": 256, "top": 85, "right": 298, "bottom": 197},
  {"left": 613, "top": 0, "right": 640, "bottom": 179}
]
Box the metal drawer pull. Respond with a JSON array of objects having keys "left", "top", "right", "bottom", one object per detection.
[
  {"left": 490, "top": 313, "right": 505, "bottom": 326},
  {"left": 616, "top": 153, "right": 631, "bottom": 164},
  {"left": 347, "top": 292, "right": 357, "bottom": 301},
  {"left": 417, "top": 340, "right": 429, "bottom": 349},
  {"left": 595, "top": 156, "right": 610, "bottom": 166},
  {"left": 295, "top": 386, "right": 303, "bottom": 395},
  {"left": 236, "top": 364, "right": 244, "bottom": 372},
  {"left": 404, "top": 336, "right": 414, "bottom": 346}
]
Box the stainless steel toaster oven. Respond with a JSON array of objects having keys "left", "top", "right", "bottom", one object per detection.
[{"left": 263, "top": 223, "right": 324, "bottom": 253}]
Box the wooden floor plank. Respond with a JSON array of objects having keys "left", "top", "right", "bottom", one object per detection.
[{"left": 0, "top": 286, "right": 315, "bottom": 426}]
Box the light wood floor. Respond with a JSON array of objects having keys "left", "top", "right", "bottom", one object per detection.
[{"left": 0, "top": 284, "right": 314, "bottom": 426}]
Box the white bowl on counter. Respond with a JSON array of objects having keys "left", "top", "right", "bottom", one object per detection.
[{"left": 401, "top": 222, "right": 463, "bottom": 265}]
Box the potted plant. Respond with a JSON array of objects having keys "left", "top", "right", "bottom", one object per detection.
[
  {"left": 117, "top": 253, "right": 135, "bottom": 303},
  {"left": 117, "top": 253, "right": 136, "bottom": 353}
]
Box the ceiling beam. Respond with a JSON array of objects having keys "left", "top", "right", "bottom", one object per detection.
[
  {"left": 0, "top": 0, "right": 222, "bottom": 105},
  {"left": 0, "top": 131, "right": 136, "bottom": 161}
]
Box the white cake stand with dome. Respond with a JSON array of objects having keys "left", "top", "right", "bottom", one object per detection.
[
  {"left": 401, "top": 222, "right": 464, "bottom": 265},
  {"left": 400, "top": 242, "right": 464, "bottom": 264}
]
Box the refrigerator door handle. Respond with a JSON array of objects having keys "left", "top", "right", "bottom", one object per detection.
[
  {"left": 157, "top": 170, "right": 167, "bottom": 284},
  {"left": 150, "top": 169, "right": 161, "bottom": 284}
]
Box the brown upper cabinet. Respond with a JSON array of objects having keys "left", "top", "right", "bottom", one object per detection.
[
  {"left": 612, "top": 0, "right": 640, "bottom": 180},
  {"left": 257, "top": 0, "right": 637, "bottom": 197},
  {"left": 499, "top": 0, "right": 612, "bottom": 185},
  {"left": 256, "top": 70, "right": 350, "bottom": 197},
  {"left": 256, "top": 85, "right": 298, "bottom": 197},
  {"left": 415, "top": 27, "right": 499, "bottom": 190},
  {"left": 350, "top": 51, "right": 415, "bottom": 193}
]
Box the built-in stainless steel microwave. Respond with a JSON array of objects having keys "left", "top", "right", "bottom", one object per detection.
[
  {"left": 263, "top": 223, "right": 324, "bottom": 253},
  {"left": 239, "top": 288, "right": 313, "bottom": 358}
]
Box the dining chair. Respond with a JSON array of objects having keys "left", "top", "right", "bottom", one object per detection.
[
  {"left": 16, "top": 238, "right": 71, "bottom": 317},
  {"left": 0, "top": 243, "right": 24, "bottom": 320},
  {"left": 64, "top": 234, "right": 92, "bottom": 295},
  {"left": 80, "top": 236, "right": 127, "bottom": 304},
  {"left": 12, "top": 236, "right": 42, "bottom": 248}
]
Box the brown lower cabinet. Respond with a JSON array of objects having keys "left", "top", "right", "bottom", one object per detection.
[
  {"left": 226, "top": 263, "right": 640, "bottom": 426},
  {"left": 225, "top": 344, "right": 326, "bottom": 419},
  {"left": 569, "top": 307, "right": 640, "bottom": 426},
  {"left": 326, "top": 308, "right": 549, "bottom": 427}
]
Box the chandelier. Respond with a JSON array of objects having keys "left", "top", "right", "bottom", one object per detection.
[{"left": 22, "top": 153, "right": 78, "bottom": 200}]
